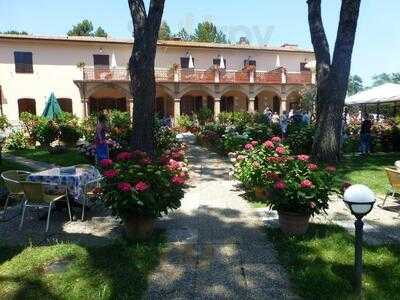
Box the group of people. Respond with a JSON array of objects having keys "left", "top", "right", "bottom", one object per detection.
[{"left": 263, "top": 107, "right": 311, "bottom": 137}]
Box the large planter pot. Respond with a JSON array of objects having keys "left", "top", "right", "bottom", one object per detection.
[
  {"left": 278, "top": 211, "right": 311, "bottom": 235},
  {"left": 124, "top": 215, "right": 155, "bottom": 240},
  {"left": 254, "top": 186, "right": 266, "bottom": 200}
]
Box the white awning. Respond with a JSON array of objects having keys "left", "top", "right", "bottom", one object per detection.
[{"left": 345, "top": 83, "right": 400, "bottom": 105}]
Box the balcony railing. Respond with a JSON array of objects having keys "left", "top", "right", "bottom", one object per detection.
[{"left": 82, "top": 66, "right": 313, "bottom": 85}]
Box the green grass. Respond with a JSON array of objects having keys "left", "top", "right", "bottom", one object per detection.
[
  {"left": 0, "top": 236, "right": 165, "bottom": 299},
  {"left": 266, "top": 224, "right": 400, "bottom": 300},
  {"left": 337, "top": 153, "right": 400, "bottom": 195},
  {"left": 10, "top": 148, "right": 89, "bottom": 167}
]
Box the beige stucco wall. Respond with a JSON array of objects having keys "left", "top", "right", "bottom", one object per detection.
[{"left": 0, "top": 37, "right": 314, "bottom": 123}]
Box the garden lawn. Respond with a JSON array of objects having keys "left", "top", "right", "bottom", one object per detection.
[
  {"left": 10, "top": 148, "right": 89, "bottom": 167},
  {"left": 267, "top": 224, "right": 400, "bottom": 300},
  {"left": 0, "top": 236, "right": 165, "bottom": 299},
  {"left": 337, "top": 153, "right": 400, "bottom": 195}
]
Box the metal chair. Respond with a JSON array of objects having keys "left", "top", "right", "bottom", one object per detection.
[
  {"left": 81, "top": 177, "right": 103, "bottom": 221},
  {"left": 19, "top": 181, "right": 72, "bottom": 232},
  {"left": 1, "top": 170, "right": 31, "bottom": 218},
  {"left": 382, "top": 168, "right": 400, "bottom": 208}
]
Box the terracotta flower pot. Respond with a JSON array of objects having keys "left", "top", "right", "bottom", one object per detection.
[
  {"left": 254, "top": 186, "right": 266, "bottom": 200},
  {"left": 278, "top": 211, "right": 310, "bottom": 235},
  {"left": 124, "top": 215, "right": 155, "bottom": 241}
]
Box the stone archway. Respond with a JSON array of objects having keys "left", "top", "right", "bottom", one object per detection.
[
  {"left": 255, "top": 89, "right": 282, "bottom": 114},
  {"left": 219, "top": 90, "right": 249, "bottom": 113},
  {"left": 87, "top": 84, "right": 131, "bottom": 115}
]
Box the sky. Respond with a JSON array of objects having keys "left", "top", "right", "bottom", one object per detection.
[{"left": 1, "top": 0, "right": 399, "bottom": 85}]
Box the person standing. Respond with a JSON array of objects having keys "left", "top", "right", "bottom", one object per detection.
[
  {"left": 360, "top": 114, "right": 373, "bottom": 155},
  {"left": 302, "top": 111, "right": 310, "bottom": 125},
  {"left": 95, "top": 113, "right": 109, "bottom": 162},
  {"left": 280, "top": 111, "right": 289, "bottom": 138},
  {"left": 271, "top": 111, "right": 280, "bottom": 124}
]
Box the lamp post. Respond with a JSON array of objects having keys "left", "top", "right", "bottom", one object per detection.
[{"left": 343, "top": 184, "right": 376, "bottom": 298}]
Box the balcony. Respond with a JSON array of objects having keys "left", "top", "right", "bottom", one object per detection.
[{"left": 81, "top": 66, "right": 313, "bottom": 85}]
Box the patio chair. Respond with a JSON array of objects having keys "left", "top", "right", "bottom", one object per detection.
[
  {"left": 382, "top": 168, "right": 400, "bottom": 208},
  {"left": 81, "top": 177, "right": 104, "bottom": 221},
  {"left": 1, "top": 170, "right": 31, "bottom": 218},
  {"left": 19, "top": 181, "right": 72, "bottom": 232}
]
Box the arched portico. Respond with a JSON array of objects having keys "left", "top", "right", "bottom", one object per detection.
[
  {"left": 255, "top": 89, "right": 282, "bottom": 114},
  {"left": 87, "top": 84, "right": 131, "bottom": 115},
  {"left": 287, "top": 90, "right": 302, "bottom": 111},
  {"left": 220, "top": 90, "right": 248, "bottom": 113}
]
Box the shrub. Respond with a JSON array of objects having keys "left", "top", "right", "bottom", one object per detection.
[
  {"left": 100, "top": 149, "right": 188, "bottom": 220},
  {"left": 155, "top": 118, "right": 181, "bottom": 156},
  {"left": 176, "top": 114, "right": 194, "bottom": 131},
  {"left": 0, "top": 115, "right": 10, "bottom": 131},
  {"left": 59, "top": 125, "right": 82, "bottom": 146},
  {"left": 286, "top": 123, "right": 315, "bottom": 155},
  {"left": 5, "top": 130, "right": 29, "bottom": 150},
  {"left": 80, "top": 116, "right": 97, "bottom": 143},
  {"left": 197, "top": 107, "right": 213, "bottom": 125},
  {"left": 33, "top": 118, "right": 59, "bottom": 147}
]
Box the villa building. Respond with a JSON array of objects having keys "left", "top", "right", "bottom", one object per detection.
[{"left": 0, "top": 34, "right": 315, "bottom": 124}]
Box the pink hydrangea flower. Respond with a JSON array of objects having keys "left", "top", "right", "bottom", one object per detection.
[
  {"left": 116, "top": 152, "right": 133, "bottom": 161},
  {"left": 104, "top": 169, "right": 118, "bottom": 179},
  {"left": 274, "top": 181, "right": 286, "bottom": 190},
  {"left": 251, "top": 140, "right": 258, "bottom": 146},
  {"left": 117, "top": 182, "right": 133, "bottom": 192},
  {"left": 237, "top": 155, "right": 246, "bottom": 161},
  {"left": 134, "top": 181, "right": 150, "bottom": 192},
  {"left": 271, "top": 136, "right": 281, "bottom": 144},
  {"left": 244, "top": 144, "right": 254, "bottom": 151},
  {"left": 297, "top": 154, "right": 310, "bottom": 162},
  {"left": 275, "top": 146, "right": 286, "bottom": 156},
  {"left": 100, "top": 159, "right": 113, "bottom": 168},
  {"left": 263, "top": 140, "right": 274, "bottom": 149},
  {"left": 307, "top": 163, "right": 318, "bottom": 171},
  {"left": 300, "top": 179, "right": 314, "bottom": 189},
  {"left": 171, "top": 175, "right": 186, "bottom": 185}
]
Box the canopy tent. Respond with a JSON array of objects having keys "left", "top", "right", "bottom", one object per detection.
[
  {"left": 42, "top": 92, "right": 63, "bottom": 119},
  {"left": 345, "top": 83, "right": 400, "bottom": 105}
]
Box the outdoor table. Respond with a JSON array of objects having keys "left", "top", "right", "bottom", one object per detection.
[{"left": 27, "top": 166, "right": 101, "bottom": 202}]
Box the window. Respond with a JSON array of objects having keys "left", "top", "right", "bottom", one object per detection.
[
  {"left": 18, "top": 98, "right": 36, "bottom": 116},
  {"left": 213, "top": 58, "right": 227, "bottom": 67},
  {"left": 14, "top": 51, "right": 33, "bottom": 73},
  {"left": 180, "top": 57, "right": 190, "bottom": 68},
  {"left": 93, "top": 55, "right": 110, "bottom": 67},
  {"left": 57, "top": 98, "right": 73, "bottom": 114},
  {"left": 300, "top": 62, "right": 309, "bottom": 72}
]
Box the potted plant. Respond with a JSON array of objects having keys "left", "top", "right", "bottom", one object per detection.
[
  {"left": 265, "top": 154, "right": 336, "bottom": 235},
  {"left": 100, "top": 147, "right": 188, "bottom": 240}
]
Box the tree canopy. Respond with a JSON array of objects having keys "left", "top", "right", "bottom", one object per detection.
[
  {"left": 158, "top": 21, "right": 172, "bottom": 40},
  {"left": 193, "top": 21, "right": 228, "bottom": 43},
  {"left": 348, "top": 75, "right": 364, "bottom": 96},
  {"left": 67, "top": 19, "right": 108, "bottom": 37},
  {"left": 372, "top": 73, "right": 400, "bottom": 87}
]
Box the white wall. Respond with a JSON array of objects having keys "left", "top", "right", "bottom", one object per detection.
[{"left": 0, "top": 37, "right": 314, "bottom": 123}]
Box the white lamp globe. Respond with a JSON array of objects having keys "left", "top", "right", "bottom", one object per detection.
[{"left": 343, "top": 184, "right": 376, "bottom": 215}]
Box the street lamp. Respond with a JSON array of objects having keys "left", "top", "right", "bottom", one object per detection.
[{"left": 343, "top": 184, "right": 376, "bottom": 298}]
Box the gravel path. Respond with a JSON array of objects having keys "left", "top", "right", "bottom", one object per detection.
[{"left": 146, "top": 134, "right": 298, "bottom": 299}]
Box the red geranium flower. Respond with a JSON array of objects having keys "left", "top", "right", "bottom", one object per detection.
[
  {"left": 271, "top": 136, "right": 281, "bottom": 144},
  {"left": 300, "top": 179, "right": 314, "bottom": 189},
  {"left": 104, "top": 169, "right": 118, "bottom": 179},
  {"left": 307, "top": 163, "right": 318, "bottom": 171},
  {"left": 117, "top": 182, "right": 133, "bottom": 192},
  {"left": 297, "top": 154, "right": 310, "bottom": 162},
  {"left": 244, "top": 143, "right": 254, "bottom": 151},
  {"left": 275, "top": 146, "right": 286, "bottom": 156},
  {"left": 171, "top": 175, "right": 186, "bottom": 185},
  {"left": 274, "top": 181, "right": 286, "bottom": 190},
  {"left": 116, "top": 152, "right": 133, "bottom": 161},
  {"left": 134, "top": 181, "right": 150, "bottom": 192},
  {"left": 263, "top": 140, "right": 274, "bottom": 149},
  {"left": 100, "top": 159, "right": 113, "bottom": 168}
]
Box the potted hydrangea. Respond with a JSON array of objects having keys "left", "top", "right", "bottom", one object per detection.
[
  {"left": 100, "top": 146, "right": 188, "bottom": 240},
  {"left": 235, "top": 136, "right": 337, "bottom": 235}
]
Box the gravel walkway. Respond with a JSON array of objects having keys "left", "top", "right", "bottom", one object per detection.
[{"left": 146, "top": 134, "right": 298, "bottom": 299}]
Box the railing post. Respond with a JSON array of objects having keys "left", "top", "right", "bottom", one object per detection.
[
  {"left": 250, "top": 69, "right": 255, "bottom": 83},
  {"left": 282, "top": 69, "right": 287, "bottom": 84}
]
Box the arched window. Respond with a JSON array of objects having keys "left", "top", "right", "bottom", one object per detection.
[
  {"left": 57, "top": 98, "right": 73, "bottom": 114},
  {"left": 18, "top": 98, "right": 36, "bottom": 116}
]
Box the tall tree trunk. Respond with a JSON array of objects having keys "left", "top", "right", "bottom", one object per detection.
[
  {"left": 128, "top": 0, "right": 165, "bottom": 156},
  {"left": 308, "top": 0, "right": 361, "bottom": 163}
]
